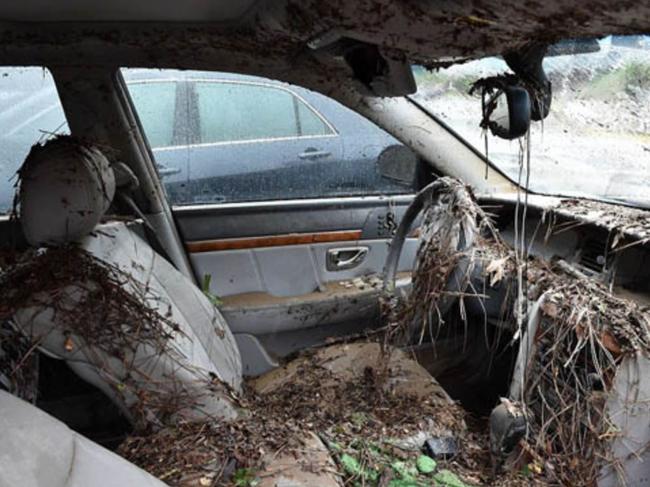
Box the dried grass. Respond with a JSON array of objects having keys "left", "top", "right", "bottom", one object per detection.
[
  {"left": 0, "top": 244, "right": 216, "bottom": 428},
  {"left": 385, "top": 178, "right": 511, "bottom": 346},
  {"left": 385, "top": 179, "right": 650, "bottom": 485},
  {"left": 519, "top": 260, "right": 650, "bottom": 486}
]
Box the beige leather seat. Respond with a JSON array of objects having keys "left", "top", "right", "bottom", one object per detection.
[{"left": 13, "top": 137, "right": 243, "bottom": 425}]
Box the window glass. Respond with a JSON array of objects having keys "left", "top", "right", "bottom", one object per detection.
[
  {"left": 128, "top": 82, "right": 177, "bottom": 148},
  {"left": 412, "top": 35, "right": 650, "bottom": 206},
  {"left": 297, "top": 101, "right": 332, "bottom": 136},
  {"left": 122, "top": 70, "right": 416, "bottom": 206},
  {"left": 0, "top": 67, "right": 69, "bottom": 215},
  {"left": 196, "top": 82, "right": 298, "bottom": 143}
]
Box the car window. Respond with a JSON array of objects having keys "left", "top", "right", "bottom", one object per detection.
[
  {"left": 196, "top": 82, "right": 299, "bottom": 143},
  {"left": 122, "top": 70, "right": 417, "bottom": 206},
  {"left": 296, "top": 100, "right": 332, "bottom": 136},
  {"left": 0, "top": 67, "right": 69, "bottom": 215},
  {"left": 128, "top": 81, "right": 177, "bottom": 148}
]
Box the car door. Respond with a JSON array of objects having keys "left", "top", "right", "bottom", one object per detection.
[
  {"left": 182, "top": 79, "right": 343, "bottom": 204},
  {"left": 124, "top": 70, "right": 424, "bottom": 377}
]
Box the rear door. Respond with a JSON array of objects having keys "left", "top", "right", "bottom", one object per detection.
[
  {"left": 124, "top": 70, "right": 424, "bottom": 376},
  {"left": 184, "top": 79, "right": 343, "bottom": 204}
]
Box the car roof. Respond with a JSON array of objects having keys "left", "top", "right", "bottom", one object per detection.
[{"left": 0, "top": 1, "right": 648, "bottom": 98}]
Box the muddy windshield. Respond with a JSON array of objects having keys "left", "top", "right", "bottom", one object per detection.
[{"left": 412, "top": 35, "right": 650, "bottom": 206}]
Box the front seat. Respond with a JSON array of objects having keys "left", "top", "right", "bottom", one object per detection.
[{"left": 11, "top": 137, "right": 243, "bottom": 427}]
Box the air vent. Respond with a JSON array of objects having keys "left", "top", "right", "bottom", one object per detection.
[{"left": 579, "top": 236, "right": 612, "bottom": 274}]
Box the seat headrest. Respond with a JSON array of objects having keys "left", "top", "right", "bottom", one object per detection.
[{"left": 19, "top": 137, "right": 116, "bottom": 246}]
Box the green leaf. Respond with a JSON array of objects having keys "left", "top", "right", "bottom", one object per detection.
[
  {"left": 433, "top": 469, "right": 468, "bottom": 487},
  {"left": 339, "top": 453, "right": 379, "bottom": 482},
  {"left": 340, "top": 454, "right": 363, "bottom": 476},
  {"left": 391, "top": 460, "right": 418, "bottom": 481},
  {"left": 416, "top": 455, "right": 437, "bottom": 475},
  {"left": 232, "top": 468, "right": 258, "bottom": 487},
  {"left": 388, "top": 480, "right": 422, "bottom": 487},
  {"left": 201, "top": 274, "right": 223, "bottom": 306}
]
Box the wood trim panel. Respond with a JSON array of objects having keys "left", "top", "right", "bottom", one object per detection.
[{"left": 186, "top": 229, "right": 363, "bottom": 253}]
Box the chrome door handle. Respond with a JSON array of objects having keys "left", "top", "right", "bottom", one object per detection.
[
  {"left": 326, "top": 246, "right": 369, "bottom": 271},
  {"left": 298, "top": 148, "right": 332, "bottom": 159},
  {"left": 157, "top": 164, "right": 181, "bottom": 177}
]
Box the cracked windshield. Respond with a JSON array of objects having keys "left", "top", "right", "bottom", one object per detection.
[{"left": 413, "top": 35, "right": 650, "bottom": 205}]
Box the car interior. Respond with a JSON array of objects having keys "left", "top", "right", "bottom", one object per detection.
[{"left": 0, "top": 2, "right": 649, "bottom": 487}]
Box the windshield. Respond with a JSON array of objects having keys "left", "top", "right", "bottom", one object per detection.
[{"left": 412, "top": 35, "right": 650, "bottom": 206}]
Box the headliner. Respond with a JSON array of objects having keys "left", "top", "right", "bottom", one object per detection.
[
  {"left": 0, "top": 0, "right": 648, "bottom": 89},
  {"left": 0, "top": 0, "right": 261, "bottom": 22}
]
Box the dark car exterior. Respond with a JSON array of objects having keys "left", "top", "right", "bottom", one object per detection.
[
  {"left": 125, "top": 70, "right": 413, "bottom": 205},
  {"left": 0, "top": 69, "right": 413, "bottom": 213}
]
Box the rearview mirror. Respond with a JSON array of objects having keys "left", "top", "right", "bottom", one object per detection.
[
  {"left": 377, "top": 145, "right": 418, "bottom": 184},
  {"left": 481, "top": 85, "right": 531, "bottom": 140}
]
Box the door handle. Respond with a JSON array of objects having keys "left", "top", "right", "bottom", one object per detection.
[
  {"left": 326, "top": 246, "right": 369, "bottom": 271},
  {"left": 298, "top": 148, "right": 332, "bottom": 160},
  {"left": 157, "top": 164, "right": 181, "bottom": 177}
]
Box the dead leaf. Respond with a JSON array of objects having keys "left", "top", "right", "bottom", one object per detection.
[
  {"left": 601, "top": 330, "right": 622, "bottom": 356},
  {"left": 485, "top": 257, "right": 509, "bottom": 286},
  {"left": 540, "top": 300, "right": 559, "bottom": 319}
]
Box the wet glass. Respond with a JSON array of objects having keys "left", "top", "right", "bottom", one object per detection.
[{"left": 412, "top": 35, "right": 650, "bottom": 206}]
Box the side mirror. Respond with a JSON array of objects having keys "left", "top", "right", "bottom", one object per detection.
[
  {"left": 482, "top": 85, "right": 531, "bottom": 140},
  {"left": 377, "top": 145, "right": 418, "bottom": 185}
]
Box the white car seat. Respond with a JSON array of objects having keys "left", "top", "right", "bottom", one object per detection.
[
  {"left": 0, "top": 390, "right": 167, "bottom": 487},
  {"left": 12, "top": 137, "right": 243, "bottom": 425}
]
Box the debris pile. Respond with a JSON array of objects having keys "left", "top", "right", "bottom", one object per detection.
[
  {"left": 553, "top": 198, "right": 650, "bottom": 246},
  {"left": 388, "top": 181, "right": 650, "bottom": 485},
  {"left": 0, "top": 244, "right": 213, "bottom": 427},
  {"left": 387, "top": 178, "right": 511, "bottom": 343},
  {"left": 119, "top": 343, "right": 468, "bottom": 486},
  {"left": 1, "top": 186, "right": 648, "bottom": 486},
  {"left": 517, "top": 261, "right": 650, "bottom": 485},
  {"left": 424, "top": 236, "right": 650, "bottom": 485}
]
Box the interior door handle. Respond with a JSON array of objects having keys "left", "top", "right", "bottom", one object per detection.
[
  {"left": 326, "top": 246, "right": 369, "bottom": 271},
  {"left": 298, "top": 148, "right": 332, "bottom": 160}
]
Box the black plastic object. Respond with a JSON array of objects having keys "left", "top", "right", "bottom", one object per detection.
[
  {"left": 489, "top": 85, "right": 531, "bottom": 140},
  {"left": 469, "top": 75, "right": 531, "bottom": 140},
  {"left": 504, "top": 43, "right": 552, "bottom": 121},
  {"left": 423, "top": 436, "right": 458, "bottom": 460},
  {"left": 308, "top": 33, "right": 416, "bottom": 97}
]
